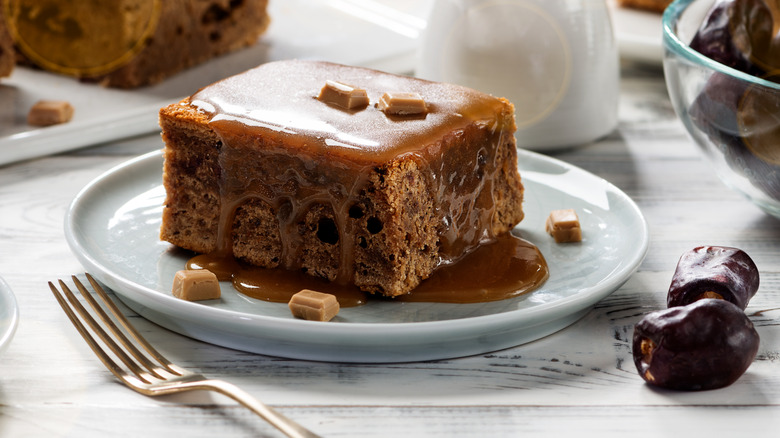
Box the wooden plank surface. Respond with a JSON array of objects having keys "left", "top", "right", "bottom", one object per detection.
[{"left": 1, "top": 62, "right": 779, "bottom": 437}]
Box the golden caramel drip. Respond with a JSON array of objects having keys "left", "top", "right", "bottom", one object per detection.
[
  {"left": 190, "top": 60, "right": 509, "bottom": 164},
  {"left": 186, "top": 60, "right": 548, "bottom": 303},
  {"left": 395, "top": 234, "right": 548, "bottom": 303},
  {"left": 188, "top": 233, "right": 548, "bottom": 307}
]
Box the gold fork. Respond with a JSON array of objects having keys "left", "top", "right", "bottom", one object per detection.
[{"left": 50, "top": 273, "right": 321, "bottom": 438}]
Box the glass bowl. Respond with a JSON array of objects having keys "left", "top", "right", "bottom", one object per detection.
[{"left": 663, "top": 0, "right": 780, "bottom": 218}]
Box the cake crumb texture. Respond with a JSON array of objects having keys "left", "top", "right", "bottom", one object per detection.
[
  {"left": 159, "top": 61, "right": 525, "bottom": 297},
  {"left": 0, "top": 7, "right": 13, "bottom": 78},
  {"left": 9, "top": 0, "right": 270, "bottom": 88}
]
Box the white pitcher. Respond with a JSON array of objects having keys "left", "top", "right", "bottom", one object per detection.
[{"left": 417, "top": 0, "right": 619, "bottom": 151}]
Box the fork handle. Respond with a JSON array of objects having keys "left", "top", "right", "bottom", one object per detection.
[{"left": 188, "top": 379, "right": 322, "bottom": 438}]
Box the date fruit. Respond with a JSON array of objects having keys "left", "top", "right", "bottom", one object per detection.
[
  {"left": 689, "top": 71, "right": 780, "bottom": 200},
  {"left": 667, "top": 246, "right": 759, "bottom": 309},
  {"left": 687, "top": 0, "right": 780, "bottom": 200},
  {"left": 633, "top": 299, "right": 760, "bottom": 391},
  {"left": 689, "top": 0, "right": 776, "bottom": 78}
]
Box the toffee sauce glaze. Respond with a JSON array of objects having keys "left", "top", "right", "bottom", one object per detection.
[{"left": 185, "top": 61, "right": 548, "bottom": 306}]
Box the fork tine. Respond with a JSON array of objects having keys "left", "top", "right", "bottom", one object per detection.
[
  {"left": 49, "top": 281, "right": 139, "bottom": 384},
  {"left": 58, "top": 278, "right": 154, "bottom": 381},
  {"left": 71, "top": 275, "right": 170, "bottom": 379},
  {"left": 83, "top": 273, "right": 183, "bottom": 376},
  {"left": 53, "top": 276, "right": 323, "bottom": 438}
]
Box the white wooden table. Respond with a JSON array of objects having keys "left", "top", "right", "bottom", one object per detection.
[{"left": 1, "top": 61, "right": 779, "bottom": 437}]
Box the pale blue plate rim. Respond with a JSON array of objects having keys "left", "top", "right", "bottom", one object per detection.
[
  {"left": 64, "top": 148, "right": 648, "bottom": 362},
  {"left": 0, "top": 276, "right": 20, "bottom": 356}
]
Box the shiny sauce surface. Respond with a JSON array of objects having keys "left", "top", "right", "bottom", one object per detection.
[
  {"left": 184, "top": 60, "right": 548, "bottom": 304},
  {"left": 190, "top": 60, "right": 509, "bottom": 164},
  {"left": 188, "top": 233, "right": 548, "bottom": 306}
]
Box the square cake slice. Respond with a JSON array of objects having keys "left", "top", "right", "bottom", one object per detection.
[{"left": 159, "top": 60, "right": 525, "bottom": 297}]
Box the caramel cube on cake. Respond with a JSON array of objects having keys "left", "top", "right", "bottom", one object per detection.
[
  {"left": 159, "top": 60, "right": 525, "bottom": 297},
  {"left": 318, "top": 80, "right": 369, "bottom": 110}
]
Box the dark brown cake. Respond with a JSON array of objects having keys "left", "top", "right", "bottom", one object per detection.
[
  {"left": 0, "top": 7, "right": 13, "bottom": 78},
  {"left": 159, "top": 60, "right": 525, "bottom": 297},
  {"left": 7, "top": 0, "right": 269, "bottom": 88},
  {"left": 616, "top": 0, "right": 672, "bottom": 13}
]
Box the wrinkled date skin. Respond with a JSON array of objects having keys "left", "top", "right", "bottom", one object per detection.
[
  {"left": 633, "top": 299, "right": 760, "bottom": 391},
  {"left": 667, "top": 245, "right": 759, "bottom": 309}
]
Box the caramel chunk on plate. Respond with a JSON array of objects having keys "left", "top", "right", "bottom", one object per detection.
[
  {"left": 172, "top": 269, "right": 221, "bottom": 301},
  {"left": 288, "top": 289, "right": 340, "bottom": 321},
  {"left": 545, "top": 209, "right": 582, "bottom": 243},
  {"left": 27, "top": 100, "right": 74, "bottom": 126}
]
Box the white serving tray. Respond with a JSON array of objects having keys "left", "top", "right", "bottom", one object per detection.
[{"left": 0, "top": 0, "right": 430, "bottom": 166}]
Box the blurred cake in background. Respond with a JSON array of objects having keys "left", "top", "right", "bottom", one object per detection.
[
  {"left": 4, "top": 0, "right": 270, "bottom": 88},
  {"left": 0, "top": 6, "right": 13, "bottom": 77},
  {"left": 617, "top": 0, "right": 672, "bottom": 13}
]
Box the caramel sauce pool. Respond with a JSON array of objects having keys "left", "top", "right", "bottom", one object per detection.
[
  {"left": 187, "top": 233, "right": 548, "bottom": 307},
  {"left": 182, "top": 61, "right": 548, "bottom": 307}
]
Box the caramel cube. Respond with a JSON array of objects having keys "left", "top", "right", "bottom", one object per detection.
[
  {"left": 288, "top": 289, "right": 340, "bottom": 322},
  {"left": 545, "top": 209, "right": 582, "bottom": 243},
  {"left": 172, "top": 269, "right": 221, "bottom": 301},
  {"left": 317, "top": 80, "right": 370, "bottom": 110},
  {"left": 27, "top": 100, "right": 74, "bottom": 126},
  {"left": 377, "top": 91, "right": 427, "bottom": 115}
]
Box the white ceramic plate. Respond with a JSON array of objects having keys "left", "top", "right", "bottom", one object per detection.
[
  {"left": 0, "top": 277, "right": 20, "bottom": 356},
  {"left": 0, "top": 0, "right": 429, "bottom": 166},
  {"left": 65, "top": 148, "right": 648, "bottom": 363},
  {"left": 608, "top": 0, "right": 664, "bottom": 65}
]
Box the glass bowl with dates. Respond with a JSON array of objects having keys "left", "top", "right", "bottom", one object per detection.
[{"left": 664, "top": 0, "right": 780, "bottom": 217}]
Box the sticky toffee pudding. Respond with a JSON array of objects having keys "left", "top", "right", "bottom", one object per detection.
[{"left": 159, "top": 60, "right": 548, "bottom": 304}]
